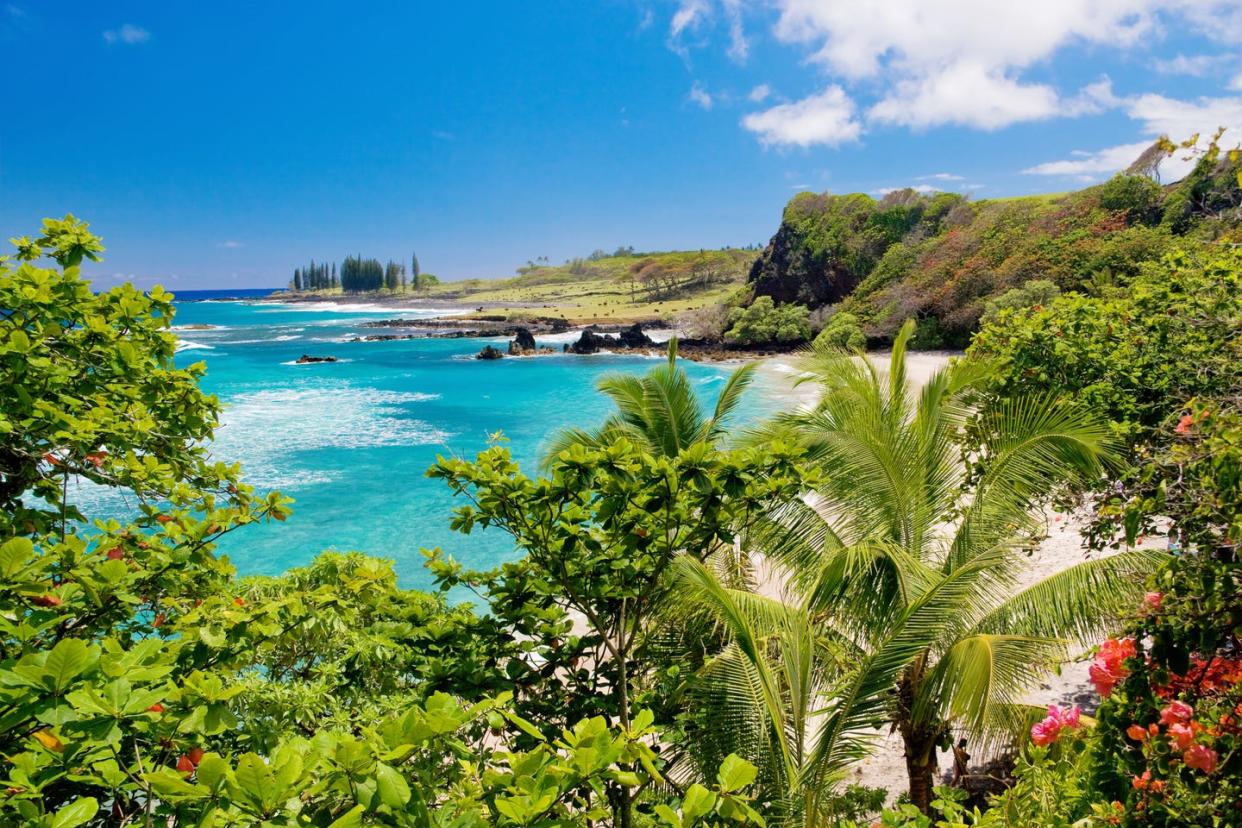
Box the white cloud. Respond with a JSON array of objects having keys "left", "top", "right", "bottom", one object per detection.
[
  {"left": 868, "top": 61, "right": 1062, "bottom": 129},
  {"left": 688, "top": 82, "right": 714, "bottom": 110},
  {"left": 217, "top": 240, "right": 243, "bottom": 249},
  {"left": 700, "top": 0, "right": 1242, "bottom": 142},
  {"left": 770, "top": 1, "right": 1159, "bottom": 81},
  {"left": 103, "top": 23, "right": 150, "bottom": 45},
  {"left": 918, "top": 172, "right": 964, "bottom": 181},
  {"left": 1153, "top": 53, "right": 1231, "bottom": 76},
  {"left": 749, "top": 84, "right": 772, "bottom": 103},
  {"left": 1022, "top": 141, "right": 1153, "bottom": 175},
  {"left": 1024, "top": 92, "right": 1242, "bottom": 180},
  {"left": 742, "top": 85, "right": 862, "bottom": 147},
  {"left": 670, "top": 0, "right": 748, "bottom": 62},
  {"left": 671, "top": 0, "right": 709, "bottom": 39},
  {"left": 722, "top": 0, "right": 748, "bottom": 61}
]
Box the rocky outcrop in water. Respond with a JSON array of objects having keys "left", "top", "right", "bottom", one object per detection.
[
  {"left": 295, "top": 354, "right": 338, "bottom": 364},
  {"left": 508, "top": 327, "right": 537, "bottom": 355},
  {"left": 617, "top": 323, "right": 654, "bottom": 348},
  {"left": 476, "top": 345, "right": 505, "bottom": 360},
  {"left": 565, "top": 324, "right": 658, "bottom": 354}
]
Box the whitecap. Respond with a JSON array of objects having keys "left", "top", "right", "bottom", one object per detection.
[
  {"left": 175, "top": 340, "right": 215, "bottom": 352},
  {"left": 207, "top": 382, "right": 450, "bottom": 489}
]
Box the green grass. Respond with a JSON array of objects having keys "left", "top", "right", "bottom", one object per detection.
[{"left": 424, "top": 249, "right": 758, "bottom": 324}]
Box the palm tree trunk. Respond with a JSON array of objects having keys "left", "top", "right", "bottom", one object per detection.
[{"left": 903, "top": 736, "right": 937, "bottom": 815}]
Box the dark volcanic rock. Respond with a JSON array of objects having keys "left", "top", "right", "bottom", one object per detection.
[
  {"left": 476, "top": 345, "right": 505, "bottom": 360},
  {"left": 508, "top": 327, "right": 537, "bottom": 355},
  {"left": 747, "top": 220, "right": 859, "bottom": 308},
  {"left": 550, "top": 318, "right": 570, "bottom": 332},
  {"left": 617, "top": 323, "right": 654, "bottom": 348},
  {"left": 295, "top": 354, "right": 338, "bottom": 364},
  {"left": 567, "top": 327, "right": 616, "bottom": 354}
]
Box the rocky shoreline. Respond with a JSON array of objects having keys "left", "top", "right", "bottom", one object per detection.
[{"left": 318, "top": 310, "right": 802, "bottom": 364}]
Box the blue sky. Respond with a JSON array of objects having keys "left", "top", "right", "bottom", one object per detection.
[{"left": 2, "top": 1, "right": 1240, "bottom": 289}]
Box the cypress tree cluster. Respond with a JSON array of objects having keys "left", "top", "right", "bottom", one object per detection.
[
  {"left": 292, "top": 261, "right": 336, "bottom": 291},
  {"left": 291, "top": 254, "right": 418, "bottom": 293}
]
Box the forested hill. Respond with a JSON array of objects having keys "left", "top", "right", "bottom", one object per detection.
[{"left": 746, "top": 148, "right": 1242, "bottom": 348}]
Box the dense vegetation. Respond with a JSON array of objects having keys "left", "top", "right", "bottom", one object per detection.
[
  {"left": 2, "top": 195, "right": 1238, "bottom": 827},
  {"left": 732, "top": 139, "right": 1242, "bottom": 348}
]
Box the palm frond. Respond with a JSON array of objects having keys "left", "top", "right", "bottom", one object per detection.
[{"left": 972, "top": 548, "right": 1169, "bottom": 644}]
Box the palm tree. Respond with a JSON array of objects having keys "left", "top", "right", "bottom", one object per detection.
[
  {"left": 682, "top": 321, "right": 1165, "bottom": 816},
  {"left": 541, "top": 338, "right": 754, "bottom": 464}
]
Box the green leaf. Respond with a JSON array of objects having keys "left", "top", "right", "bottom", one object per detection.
[
  {"left": 50, "top": 798, "right": 98, "bottom": 828},
  {"left": 327, "top": 805, "right": 365, "bottom": 828},
  {"left": 716, "top": 754, "right": 757, "bottom": 793},
  {"left": 681, "top": 785, "right": 716, "bottom": 822},
  {"left": 654, "top": 803, "right": 683, "bottom": 828},
  {"left": 43, "top": 639, "right": 96, "bottom": 694},
  {"left": 375, "top": 763, "right": 411, "bottom": 809}
]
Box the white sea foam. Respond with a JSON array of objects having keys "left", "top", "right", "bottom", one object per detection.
[
  {"left": 208, "top": 383, "right": 449, "bottom": 488},
  {"left": 172, "top": 324, "right": 230, "bottom": 332},
  {"left": 175, "top": 340, "right": 215, "bottom": 352},
  {"left": 252, "top": 301, "right": 470, "bottom": 316}
]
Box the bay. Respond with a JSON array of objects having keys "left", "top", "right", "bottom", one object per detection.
[{"left": 109, "top": 297, "right": 778, "bottom": 588}]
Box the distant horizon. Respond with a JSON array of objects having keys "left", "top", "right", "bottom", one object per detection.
[{"left": 4, "top": 2, "right": 1240, "bottom": 289}]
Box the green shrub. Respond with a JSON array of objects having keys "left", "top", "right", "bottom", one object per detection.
[
  {"left": 979, "top": 279, "right": 1061, "bottom": 325},
  {"left": 1098, "top": 173, "right": 1162, "bottom": 224},
  {"left": 812, "top": 310, "right": 866, "bottom": 351},
  {"left": 724, "top": 296, "right": 812, "bottom": 344}
]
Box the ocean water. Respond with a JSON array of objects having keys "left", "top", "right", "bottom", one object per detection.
[{"left": 110, "top": 298, "right": 777, "bottom": 588}]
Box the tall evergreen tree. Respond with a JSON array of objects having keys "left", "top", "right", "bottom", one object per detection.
[{"left": 293, "top": 268, "right": 302, "bottom": 291}]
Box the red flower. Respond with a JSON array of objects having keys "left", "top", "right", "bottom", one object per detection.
[
  {"left": 146, "top": 703, "right": 164, "bottom": 714},
  {"left": 1126, "top": 724, "right": 1149, "bottom": 742},
  {"left": 1175, "top": 413, "right": 1195, "bottom": 434},
  {"left": 1132, "top": 770, "right": 1152, "bottom": 790},
  {"left": 1183, "top": 744, "right": 1218, "bottom": 774},
  {"left": 187, "top": 747, "right": 205, "bottom": 766},
  {"left": 176, "top": 755, "right": 195, "bottom": 777}
]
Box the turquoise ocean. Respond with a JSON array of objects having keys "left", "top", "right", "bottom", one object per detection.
[{"left": 110, "top": 292, "right": 778, "bottom": 588}]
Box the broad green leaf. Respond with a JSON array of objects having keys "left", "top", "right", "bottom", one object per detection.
[
  {"left": 716, "top": 754, "right": 757, "bottom": 793},
  {"left": 50, "top": 798, "right": 98, "bottom": 828}
]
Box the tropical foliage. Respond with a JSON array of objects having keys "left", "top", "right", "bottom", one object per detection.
[
  {"left": 689, "top": 321, "right": 1161, "bottom": 815},
  {"left": 725, "top": 296, "right": 813, "bottom": 345},
  {"left": 4, "top": 213, "right": 1236, "bottom": 827},
  {"left": 743, "top": 141, "right": 1241, "bottom": 347},
  {"left": 541, "top": 339, "right": 755, "bottom": 462}
]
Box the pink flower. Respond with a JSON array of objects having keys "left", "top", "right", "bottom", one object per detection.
[
  {"left": 1090, "top": 638, "right": 1136, "bottom": 698},
  {"left": 1144, "top": 592, "right": 1163, "bottom": 611},
  {"left": 1183, "top": 744, "right": 1218, "bottom": 774},
  {"left": 1031, "top": 718, "right": 1059, "bottom": 746},
  {"left": 1030, "top": 705, "right": 1081, "bottom": 747},
  {"left": 1132, "top": 770, "right": 1152, "bottom": 790},
  {"left": 1159, "top": 700, "right": 1193, "bottom": 726},
  {"left": 1168, "top": 723, "right": 1195, "bottom": 750},
  {"left": 1047, "top": 704, "right": 1081, "bottom": 729},
  {"left": 1175, "top": 413, "right": 1195, "bottom": 435}
]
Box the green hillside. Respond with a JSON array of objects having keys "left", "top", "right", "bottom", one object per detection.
[
  {"left": 424, "top": 248, "right": 757, "bottom": 324},
  {"left": 744, "top": 146, "right": 1242, "bottom": 347}
]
